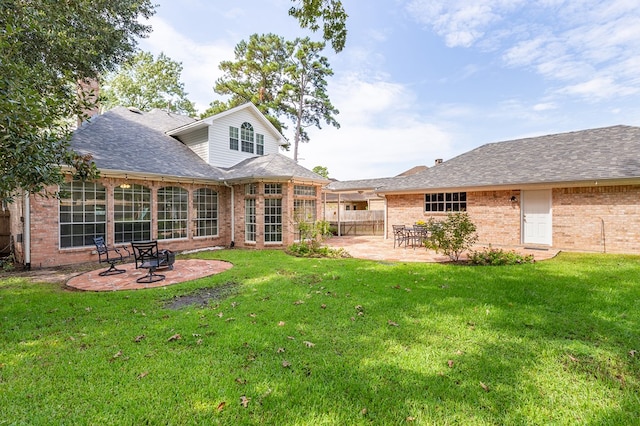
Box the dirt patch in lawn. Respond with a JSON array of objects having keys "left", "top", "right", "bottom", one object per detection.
[{"left": 164, "top": 281, "right": 240, "bottom": 310}]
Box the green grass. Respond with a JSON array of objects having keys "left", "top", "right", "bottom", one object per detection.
[{"left": 1, "top": 250, "right": 639, "bottom": 425}]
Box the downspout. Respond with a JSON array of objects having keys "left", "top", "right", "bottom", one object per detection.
[
  {"left": 224, "top": 181, "right": 235, "bottom": 246},
  {"left": 23, "top": 191, "right": 31, "bottom": 270},
  {"left": 383, "top": 194, "right": 388, "bottom": 240}
]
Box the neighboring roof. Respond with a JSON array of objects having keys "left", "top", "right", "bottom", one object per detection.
[
  {"left": 223, "top": 153, "right": 328, "bottom": 183},
  {"left": 379, "top": 125, "right": 640, "bottom": 193},
  {"left": 167, "top": 102, "right": 287, "bottom": 146},
  {"left": 326, "top": 177, "right": 396, "bottom": 192},
  {"left": 396, "top": 165, "right": 428, "bottom": 176},
  {"left": 71, "top": 107, "right": 226, "bottom": 180}
]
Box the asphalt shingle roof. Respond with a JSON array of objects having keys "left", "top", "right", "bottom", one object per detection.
[
  {"left": 223, "top": 153, "right": 327, "bottom": 182},
  {"left": 71, "top": 107, "right": 323, "bottom": 183},
  {"left": 72, "top": 107, "right": 224, "bottom": 180},
  {"left": 379, "top": 125, "right": 640, "bottom": 192}
]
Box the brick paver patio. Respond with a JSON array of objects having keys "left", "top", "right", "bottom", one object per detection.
[{"left": 66, "top": 259, "right": 233, "bottom": 291}]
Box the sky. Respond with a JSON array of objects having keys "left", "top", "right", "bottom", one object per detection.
[{"left": 137, "top": 0, "right": 640, "bottom": 181}]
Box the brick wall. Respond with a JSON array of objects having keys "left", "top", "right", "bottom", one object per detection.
[
  {"left": 386, "top": 185, "right": 640, "bottom": 254},
  {"left": 26, "top": 178, "right": 231, "bottom": 268},
  {"left": 553, "top": 185, "right": 640, "bottom": 253}
]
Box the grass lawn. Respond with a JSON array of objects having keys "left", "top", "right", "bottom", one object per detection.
[{"left": 1, "top": 250, "right": 639, "bottom": 425}]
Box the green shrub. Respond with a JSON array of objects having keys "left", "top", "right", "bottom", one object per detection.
[
  {"left": 424, "top": 212, "right": 478, "bottom": 262},
  {"left": 469, "top": 246, "right": 535, "bottom": 265},
  {"left": 287, "top": 220, "right": 351, "bottom": 258}
]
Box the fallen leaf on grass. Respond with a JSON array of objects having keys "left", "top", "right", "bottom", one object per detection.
[
  {"left": 447, "top": 360, "right": 454, "bottom": 368},
  {"left": 293, "top": 300, "right": 305, "bottom": 305},
  {"left": 278, "top": 321, "right": 286, "bottom": 326},
  {"left": 134, "top": 334, "right": 145, "bottom": 342},
  {"left": 321, "top": 304, "right": 327, "bottom": 309},
  {"left": 216, "top": 401, "right": 226, "bottom": 412},
  {"left": 137, "top": 371, "right": 149, "bottom": 379},
  {"left": 276, "top": 347, "right": 286, "bottom": 353},
  {"left": 217, "top": 312, "right": 224, "bottom": 318},
  {"left": 249, "top": 313, "right": 256, "bottom": 318},
  {"left": 629, "top": 350, "right": 638, "bottom": 357},
  {"left": 240, "top": 395, "right": 250, "bottom": 408},
  {"left": 361, "top": 408, "right": 368, "bottom": 415},
  {"left": 480, "top": 382, "right": 489, "bottom": 392},
  {"left": 303, "top": 341, "right": 315, "bottom": 348},
  {"left": 406, "top": 416, "right": 416, "bottom": 422},
  {"left": 282, "top": 360, "right": 291, "bottom": 368},
  {"left": 225, "top": 318, "right": 235, "bottom": 322},
  {"left": 167, "top": 334, "right": 181, "bottom": 342},
  {"left": 388, "top": 320, "right": 399, "bottom": 327},
  {"left": 235, "top": 377, "right": 247, "bottom": 385},
  {"left": 196, "top": 339, "right": 203, "bottom": 345},
  {"left": 568, "top": 354, "right": 578, "bottom": 362}
]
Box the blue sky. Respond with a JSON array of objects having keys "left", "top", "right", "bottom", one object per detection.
[{"left": 138, "top": 0, "right": 640, "bottom": 181}]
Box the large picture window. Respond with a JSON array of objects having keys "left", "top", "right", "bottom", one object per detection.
[
  {"left": 158, "top": 186, "right": 188, "bottom": 240},
  {"left": 245, "top": 198, "right": 256, "bottom": 242},
  {"left": 424, "top": 192, "right": 467, "bottom": 212},
  {"left": 114, "top": 184, "right": 151, "bottom": 243},
  {"left": 241, "top": 122, "right": 254, "bottom": 153},
  {"left": 264, "top": 198, "right": 282, "bottom": 243},
  {"left": 59, "top": 180, "right": 106, "bottom": 248},
  {"left": 194, "top": 188, "right": 218, "bottom": 237}
]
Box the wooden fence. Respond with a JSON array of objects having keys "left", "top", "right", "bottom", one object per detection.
[{"left": 328, "top": 210, "right": 384, "bottom": 236}]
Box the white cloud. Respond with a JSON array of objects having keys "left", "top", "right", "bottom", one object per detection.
[
  {"left": 139, "top": 16, "right": 236, "bottom": 113},
  {"left": 406, "top": 0, "right": 523, "bottom": 47},
  {"left": 295, "top": 73, "right": 454, "bottom": 180}
]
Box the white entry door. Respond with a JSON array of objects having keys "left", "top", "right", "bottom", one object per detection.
[{"left": 522, "top": 189, "right": 552, "bottom": 245}]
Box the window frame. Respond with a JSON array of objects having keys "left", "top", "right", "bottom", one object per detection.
[
  {"left": 256, "top": 133, "right": 264, "bottom": 155},
  {"left": 245, "top": 198, "right": 256, "bottom": 243},
  {"left": 229, "top": 126, "right": 239, "bottom": 151},
  {"left": 113, "top": 183, "right": 152, "bottom": 243},
  {"left": 194, "top": 188, "right": 218, "bottom": 237},
  {"left": 240, "top": 122, "right": 254, "bottom": 153},
  {"left": 424, "top": 192, "right": 467, "bottom": 212},
  {"left": 59, "top": 180, "right": 107, "bottom": 249},
  {"left": 157, "top": 186, "right": 189, "bottom": 240},
  {"left": 264, "top": 198, "right": 282, "bottom": 243}
]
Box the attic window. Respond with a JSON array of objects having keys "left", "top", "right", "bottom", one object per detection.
[{"left": 240, "top": 122, "right": 254, "bottom": 153}]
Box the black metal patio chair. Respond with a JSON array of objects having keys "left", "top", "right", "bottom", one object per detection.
[
  {"left": 130, "top": 240, "right": 174, "bottom": 283},
  {"left": 93, "top": 237, "right": 130, "bottom": 276}
]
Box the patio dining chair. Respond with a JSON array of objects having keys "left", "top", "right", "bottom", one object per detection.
[{"left": 392, "top": 225, "right": 409, "bottom": 248}]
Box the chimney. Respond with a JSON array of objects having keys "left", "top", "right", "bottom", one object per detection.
[
  {"left": 435, "top": 158, "right": 443, "bottom": 165},
  {"left": 77, "top": 78, "right": 100, "bottom": 127}
]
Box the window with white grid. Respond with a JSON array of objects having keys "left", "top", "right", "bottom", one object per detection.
[
  {"left": 264, "top": 198, "right": 282, "bottom": 243},
  {"left": 241, "top": 122, "right": 254, "bottom": 153},
  {"left": 157, "top": 186, "right": 188, "bottom": 240},
  {"left": 229, "top": 126, "right": 239, "bottom": 150},
  {"left": 194, "top": 188, "right": 218, "bottom": 237},
  {"left": 59, "top": 180, "right": 106, "bottom": 248},
  {"left": 113, "top": 184, "right": 151, "bottom": 243},
  {"left": 245, "top": 198, "right": 256, "bottom": 242}
]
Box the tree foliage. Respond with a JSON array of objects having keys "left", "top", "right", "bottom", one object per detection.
[
  {"left": 211, "top": 34, "right": 339, "bottom": 161},
  {"left": 0, "top": 0, "right": 154, "bottom": 203},
  {"left": 289, "top": 0, "right": 348, "bottom": 52},
  {"left": 312, "top": 166, "right": 329, "bottom": 178},
  {"left": 102, "top": 51, "right": 196, "bottom": 116}
]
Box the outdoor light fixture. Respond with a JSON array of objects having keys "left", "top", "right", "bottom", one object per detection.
[
  {"left": 119, "top": 183, "right": 131, "bottom": 189},
  {"left": 510, "top": 196, "right": 518, "bottom": 203}
]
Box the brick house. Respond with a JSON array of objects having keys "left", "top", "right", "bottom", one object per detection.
[
  {"left": 326, "top": 125, "right": 640, "bottom": 254},
  {"left": 9, "top": 103, "right": 327, "bottom": 268}
]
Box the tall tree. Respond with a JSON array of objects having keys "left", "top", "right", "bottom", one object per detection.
[
  {"left": 282, "top": 37, "right": 339, "bottom": 162},
  {"left": 312, "top": 166, "right": 329, "bottom": 178},
  {"left": 208, "top": 34, "right": 288, "bottom": 131},
  {"left": 0, "top": 0, "right": 154, "bottom": 203},
  {"left": 102, "top": 51, "right": 196, "bottom": 116},
  {"left": 210, "top": 34, "right": 339, "bottom": 161},
  {"left": 289, "top": 0, "right": 348, "bottom": 52}
]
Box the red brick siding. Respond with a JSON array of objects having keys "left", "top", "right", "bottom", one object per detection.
[{"left": 553, "top": 185, "right": 640, "bottom": 253}]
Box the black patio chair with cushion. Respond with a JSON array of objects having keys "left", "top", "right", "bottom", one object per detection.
[
  {"left": 93, "top": 237, "right": 130, "bottom": 276},
  {"left": 130, "top": 240, "right": 175, "bottom": 283}
]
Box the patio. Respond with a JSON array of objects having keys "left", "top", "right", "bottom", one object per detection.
[
  {"left": 66, "top": 259, "right": 233, "bottom": 291},
  {"left": 325, "top": 235, "right": 560, "bottom": 263}
]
